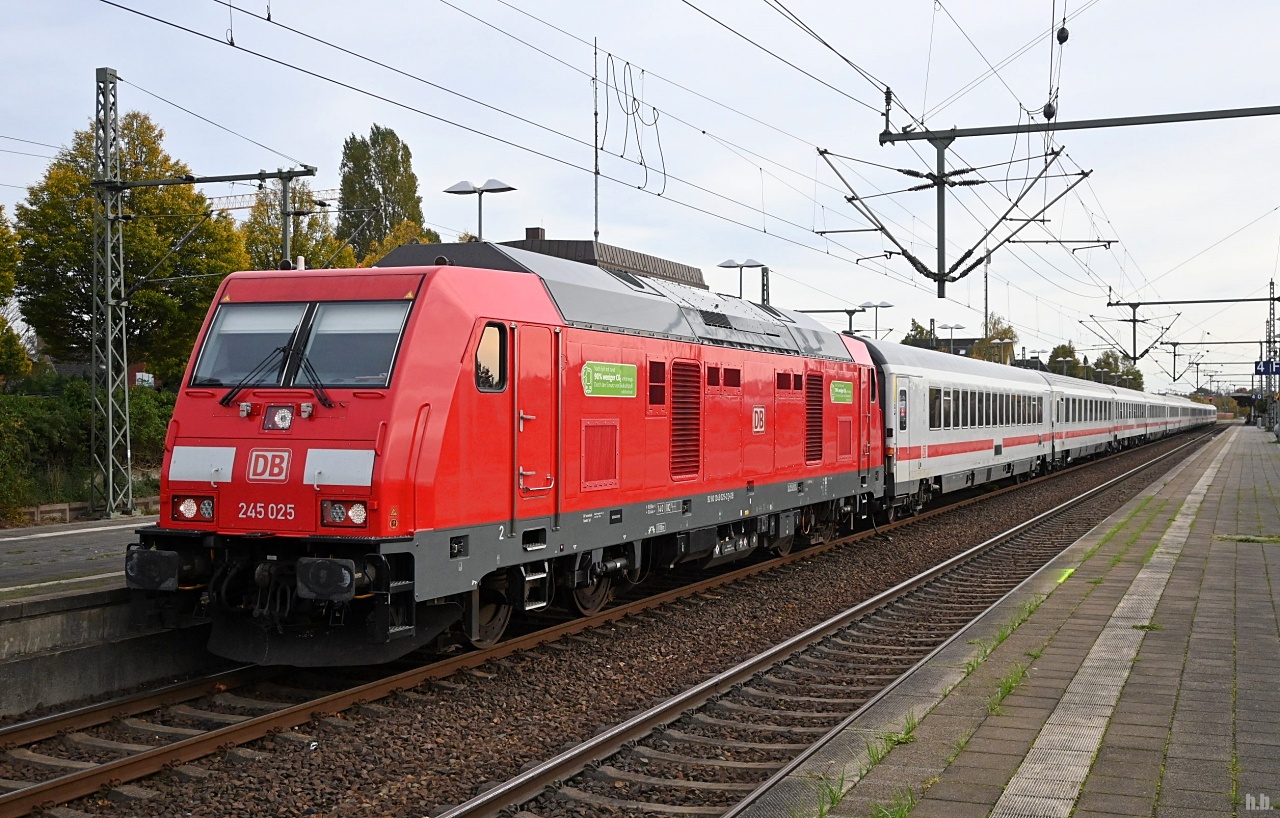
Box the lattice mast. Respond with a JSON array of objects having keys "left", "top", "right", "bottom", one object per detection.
[{"left": 90, "top": 67, "right": 134, "bottom": 516}]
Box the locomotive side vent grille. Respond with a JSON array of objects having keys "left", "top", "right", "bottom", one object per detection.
[
  {"left": 582, "top": 420, "right": 620, "bottom": 490},
  {"left": 670, "top": 361, "right": 702, "bottom": 479},
  {"left": 805, "top": 372, "right": 824, "bottom": 463}
]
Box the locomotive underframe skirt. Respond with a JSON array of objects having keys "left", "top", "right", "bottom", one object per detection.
[{"left": 400, "top": 469, "right": 881, "bottom": 600}]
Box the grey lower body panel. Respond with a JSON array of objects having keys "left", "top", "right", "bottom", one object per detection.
[{"left": 400, "top": 469, "right": 884, "bottom": 600}]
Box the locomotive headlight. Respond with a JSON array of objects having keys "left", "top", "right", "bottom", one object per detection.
[
  {"left": 263, "top": 404, "right": 294, "bottom": 431},
  {"left": 172, "top": 495, "right": 215, "bottom": 523},
  {"left": 347, "top": 502, "right": 367, "bottom": 525},
  {"left": 321, "top": 499, "right": 370, "bottom": 527},
  {"left": 328, "top": 502, "right": 347, "bottom": 523}
]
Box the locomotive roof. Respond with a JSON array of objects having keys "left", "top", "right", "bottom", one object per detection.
[{"left": 378, "top": 241, "right": 852, "bottom": 361}]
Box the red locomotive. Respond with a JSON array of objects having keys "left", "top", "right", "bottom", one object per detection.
[{"left": 126, "top": 241, "right": 885, "bottom": 665}]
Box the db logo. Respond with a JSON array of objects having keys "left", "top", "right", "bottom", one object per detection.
[
  {"left": 247, "top": 449, "right": 291, "bottom": 482},
  {"left": 752, "top": 405, "right": 767, "bottom": 435}
]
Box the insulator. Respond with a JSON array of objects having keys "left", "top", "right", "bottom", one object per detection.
[
  {"left": 1057, "top": 26, "right": 1069, "bottom": 45},
  {"left": 1043, "top": 101, "right": 1057, "bottom": 120}
]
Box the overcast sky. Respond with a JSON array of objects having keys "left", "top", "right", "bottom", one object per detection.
[{"left": 3, "top": 1, "right": 1278, "bottom": 394}]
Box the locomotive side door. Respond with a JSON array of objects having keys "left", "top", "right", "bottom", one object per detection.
[{"left": 514, "top": 325, "right": 557, "bottom": 528}]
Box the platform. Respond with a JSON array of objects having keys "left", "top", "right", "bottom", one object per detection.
[{"left": 739, "top": 423, "right": 1276, "bottom": 818}]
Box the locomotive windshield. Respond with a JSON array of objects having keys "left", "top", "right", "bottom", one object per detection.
[
  {"left": 190, "top": 303, "right": 306, "bottom": 387},
  {"left": 190, "top": 300, "right": 411, "bottom": 389},
  {"left": 296, "top": 302, "right": 410, "bottom": 387}
]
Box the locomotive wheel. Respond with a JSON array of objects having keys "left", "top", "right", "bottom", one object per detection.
[
  {"left": 466, "top": 588, "right": 513, "bottom": 649},
  {"left": 570, "top": 575, "right": 612, "bottom": 616},
  {"left": 773, "top": 535, "right": 795, "bottom": 556}
]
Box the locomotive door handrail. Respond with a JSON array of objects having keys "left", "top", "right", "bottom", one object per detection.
[
  {"left": 510, "top": 322, "right": 519, "bottom": 538},
  {"left": 554, "top": 327, "right": 562, "bottom": 531}
]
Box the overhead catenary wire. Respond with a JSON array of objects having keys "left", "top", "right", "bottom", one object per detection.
[
  {"left": 112, "top": 3, "right": 936, "bottom": 305},
  {"left": 675, "top": 0, "right": 881, "bottom": 113},
  {"left": 119, "top": 77, "right": 306, "bottom": 166},
  {"left": 0, "top": 135, "right": 65, "bottom": 151},
  {"left": 108, "top": 2, "right": 1143, "bottom": 358}
]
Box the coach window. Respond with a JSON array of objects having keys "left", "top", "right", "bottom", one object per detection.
[
  {"left": 961, "top": 389, "right": 969, "bottom": 427},
  {"left": 929, "top": 387, "right": 942, "bottom": 429},
  {"left": 943, "top": 388, "right": 953, "bottom": 429},
  {"left": 475, "top": 323, "right": 506, "bottom": 391}
]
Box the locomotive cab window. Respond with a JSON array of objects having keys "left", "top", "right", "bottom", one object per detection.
[
  {"left": 191, "top": 300, "right": 411, "bottom": 390},
  {"left": 300, "top": 302, "right": 412, "bottom": 388},
  {"left": 190, "top": 302, "right": 307, "bottom": 387},
  {"left": 475, "top": 323, "right": 506, "bottom": 391}
]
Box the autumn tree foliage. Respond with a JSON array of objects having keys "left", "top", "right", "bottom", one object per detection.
[
  {"left": 359, "top": 219, "right": 440, "bottom": 267},
  {"left": 0, "top": 208, "right": 29, "bottom": 385},
  {"left": 13, "top": 112, "right": 247, "bottom": 383},
  {"left": 240, "top": 179, "right": 357, "bottom": 271}
]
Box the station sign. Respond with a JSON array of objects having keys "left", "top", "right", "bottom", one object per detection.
[{"left": 1255, "top": 361, "right": 1278, "bottom": 375}]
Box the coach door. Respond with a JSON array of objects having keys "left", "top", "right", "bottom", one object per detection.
[
  {"left": 891, "top": 376, "right": 911, "bottom": 483},
  {"left": 513, "top": 325, "right": 559, "bottom": 538}
]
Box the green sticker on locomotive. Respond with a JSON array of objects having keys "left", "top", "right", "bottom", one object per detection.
[
  {"left": 581, "top": 361, "right": 637, "bottom": 397},
  {"left": 830, "top": 380, "right": 854, "bottom": 403}
]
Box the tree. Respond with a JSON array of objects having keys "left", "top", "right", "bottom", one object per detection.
[
  {"left": 1048, "top": 342, "right": 1080, "bottom": 377},
  {"left": 14, "top": 112, "right": 248, "bottom": 384},
  {"left": 240, "top": 180, "right": 358, "bottom": 271},
  {"left": 0, "top": 208, "right": 27, "bottom": 385},
  {"left": 971, "top": 313, "right": 1018, "bottom": 364},
  {"left": 359, "top": 219, "right": 440, "bottom": 266},
  {"left": 338, "top": 125, "right": 423, "bottom": 260},
  {"left": 0, "top": 206, "right": 16, "bottom": 301},
  {"left": 1088, "top": 349, "right": 1144, "bottom": 391},
  {"left": 900, "top": 319, "right": 936, "bottom": 348}
]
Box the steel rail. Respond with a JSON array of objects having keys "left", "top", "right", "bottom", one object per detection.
[
  {"left": 721, "top": 428, "right": 1220, "bottom": 817},
  {"left": 434, "top": 428, "right": 1217, "bottom": 818},
  {"left": 0, "top": 667, "right": 264, "bottom": 748},
  {"left": 0, "top": 427, "right": 1218, "bottom": 817}
]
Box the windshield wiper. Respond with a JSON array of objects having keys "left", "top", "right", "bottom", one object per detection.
[
  {"left": 218, "top": 346, "right": 286, "bottom": 407},
  {"left": 296, "top": 353, "right": 335, "bottom": 408}
]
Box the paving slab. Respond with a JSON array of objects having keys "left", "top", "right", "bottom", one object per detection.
[{"left": 736, "top": 424, "right": 1280, "bottom": 818}]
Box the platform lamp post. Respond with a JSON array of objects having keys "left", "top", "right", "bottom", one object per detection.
[
  {"left": 991, "top": 338, "right": 1014, "bottom": 365},
  {"left": 939, "top": 323, "right": 964, "bottom": 355},
  {"left": 1028, "top": 349, "right": 1048, "bottom": 369},
  {"left": 858, "top": 301, "right": 893, "bottom": 339},
  {"left": 1053, "top": 356, "right": 1072, "bottom": 376},
  {"left": 444, "top": 179, "right": 516, "bottom": 241},
  {"left": 717, "top": 258, "right": 765, "bottom": 299}
]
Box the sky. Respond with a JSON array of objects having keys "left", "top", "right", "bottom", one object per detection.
[{"left": 3, "top": 1, "right": 1279, "bottom": 395}]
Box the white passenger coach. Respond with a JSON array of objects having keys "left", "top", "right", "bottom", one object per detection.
[{"left": 861, "top": 338, "right": 1215, "bottom": 518}]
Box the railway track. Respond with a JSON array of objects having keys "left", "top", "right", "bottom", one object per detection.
[
  {"left": 434, "top": 428, "right": 1219, "bottom": 818},
  {"left": 0, "top": 429, "right": 1217, "bottom": 817}
]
